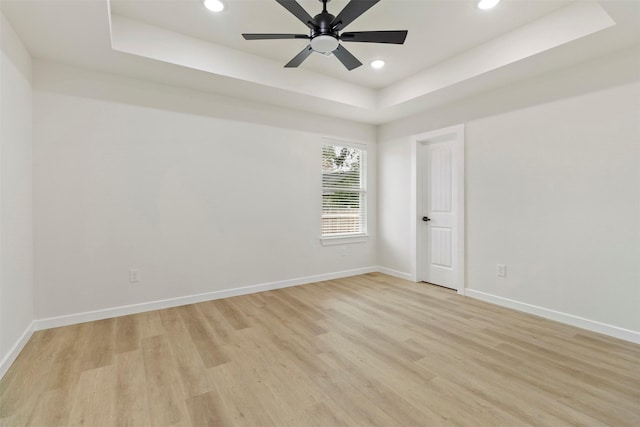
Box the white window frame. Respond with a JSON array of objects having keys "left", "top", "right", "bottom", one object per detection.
[{"left": 321, "top": 139, "right": 368, "bottom": 245}]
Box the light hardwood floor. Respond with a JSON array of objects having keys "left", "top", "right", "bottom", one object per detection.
[{"left": 1, "top": 273, "right": 639, "bottom": 426}]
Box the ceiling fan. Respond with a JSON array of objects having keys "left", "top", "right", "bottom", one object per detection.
[{"left": 242, "top": 0, "right": 408, "bottom": 71}]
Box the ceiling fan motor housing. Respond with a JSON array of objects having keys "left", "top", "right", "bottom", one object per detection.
[{"left": 310, "top": 12, "right": 339, "bottom": 53}]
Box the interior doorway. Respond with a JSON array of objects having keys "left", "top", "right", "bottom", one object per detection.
[{"left": 411, "top": 125, "right": 465, "bottom": 294}]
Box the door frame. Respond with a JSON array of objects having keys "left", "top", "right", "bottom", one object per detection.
[{"left": 410, "top": 124, "right": 465, "bottom": 294}]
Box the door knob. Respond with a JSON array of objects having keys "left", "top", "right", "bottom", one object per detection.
[{"left": 422, "top": 216, "right": 431, "bottom": 222}]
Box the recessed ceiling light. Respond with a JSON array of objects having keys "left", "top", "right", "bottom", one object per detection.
[
  {"left": 371, "top": 60, "right": 385, "bottom": 69},
  {"left": 204, "top": 0, "right": 224, "bottom": 12},
  {"left": 478, "top": 0, "right": 500, "bottom": 10}
]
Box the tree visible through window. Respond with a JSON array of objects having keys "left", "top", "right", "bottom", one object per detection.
[{"left": 322, "top": 143, "right": 366, "bottom": 237}]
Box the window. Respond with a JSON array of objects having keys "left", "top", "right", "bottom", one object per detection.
[{"left": 322, "top": 141, "right": 366, "bottom": 238}]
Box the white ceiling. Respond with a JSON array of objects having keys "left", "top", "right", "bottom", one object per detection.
[
  {"left": 2, "top": 0, "right": 639, "bottom": 124},
  {"left": 109, "top": 0, "right": 572, "bottom": 88}
]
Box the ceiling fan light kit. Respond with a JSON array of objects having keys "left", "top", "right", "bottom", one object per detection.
[
  {"left": 242, "top": 0, "right": 408, "bottom": 71},
  {"left": 310, "top": 35, "right": 339, "bottom": 53}
]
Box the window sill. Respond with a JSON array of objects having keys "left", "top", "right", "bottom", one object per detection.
[{"left": 320, "top": 234, "right": 369, "bottom": 246}]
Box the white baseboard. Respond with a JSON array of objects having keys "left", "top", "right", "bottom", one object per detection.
[
  {"left": 465, "top": 289, "right": 640, "bottom": 344},
  {"left": 376, "top": 266, "right": 415, "bottom": 281},
  {"left": 34, "top": 266, "right": 378, "bottom": 331},
  {"left": 0, "top": 321, "right": 35, "bottom": 380}
]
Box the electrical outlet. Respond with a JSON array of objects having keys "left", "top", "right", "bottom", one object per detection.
[
  {"left": 337, "top": 246, "right": 347, "bottom": 257},
  {"left": 129, "top": 269, "right": 141, "bottom": 283},
  {"left": 496, "top": 264, "right": 507, "bottom": 277}
]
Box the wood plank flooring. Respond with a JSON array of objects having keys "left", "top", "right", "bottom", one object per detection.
[{"left": 1, "top": 273, "right": 639, "bottom": 426}]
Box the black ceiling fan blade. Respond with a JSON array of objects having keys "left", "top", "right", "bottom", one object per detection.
[
  {"left": 285, "top": 45, "right": 314, "bottom": 68},
  {"left": 333, "top": 45, "right": 362, "bottom": 71},
  {"left": 340, "top": 30, "right": 408, "bottom": 44},
  {"left": 275, "top": 0, "right": 316, "bottom": 30},
  {"left": 331, "top": 0, "right": 381, "bottom": 31},
  {"left": 243, "top": 33, "right": 310, "bottom": 40}
]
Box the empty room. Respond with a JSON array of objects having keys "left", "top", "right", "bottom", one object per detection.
[{"left": 1, "top": 0, "right": 639, "bottom": 425}]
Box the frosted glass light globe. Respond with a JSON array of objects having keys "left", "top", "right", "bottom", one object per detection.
[{"left": 311, "top": 35, "right": 339, "bottom": 53}]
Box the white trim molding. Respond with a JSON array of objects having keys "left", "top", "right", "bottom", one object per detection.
[
  {"left": 0, "top": 321, "right": 35, "bottom": 380},
  {"left": 377, "top": 267, "right": 414, "bottom": 281},
  {"left": 465, "top": 289, "right": 640, "bottom": 344},
  {"left": 321, "top": 234, "right": 369, "bottom": 246},
  {"left": 34, "top": 266, "right": 378, "bottom": 331}
]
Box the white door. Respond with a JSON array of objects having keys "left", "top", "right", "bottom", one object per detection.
[{"left": 421, "top": 140, "right": 458, "bottom": 289}]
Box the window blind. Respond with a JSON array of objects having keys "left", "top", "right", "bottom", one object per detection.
[{"left": 322, "top": 143, "right": 366, "bottom": 237}]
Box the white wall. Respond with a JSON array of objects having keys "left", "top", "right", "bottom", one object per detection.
[
  {"left": 33, "top": 61, "right": 377, "bottom": 320},
  {"left": 464, "top": 83, "right": 639, "bottom": 332},
  {"left": 0, "top": 12, "right": 34, "bottom": 370},
  {"left": 378, "top": 51, "right": 640, "bottom": 334}
]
